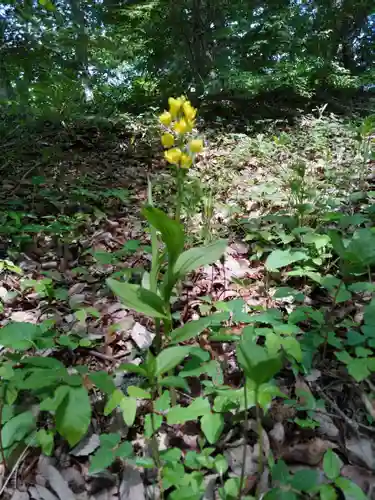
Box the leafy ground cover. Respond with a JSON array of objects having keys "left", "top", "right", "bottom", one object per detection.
[{"left": 0, "top": 99, "right": 375, "bottom": 500}]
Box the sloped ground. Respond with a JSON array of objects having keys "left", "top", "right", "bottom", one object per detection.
[{"left": 1, "top": 111, "right": 375, "bottom": 500}]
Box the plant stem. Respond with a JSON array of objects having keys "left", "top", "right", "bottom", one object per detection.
[
  {"left": 175, "top": 168, "right": 184, "bottom": 223},
  {"left": 237, "top": 377, "right": 248, "bottom": 500},
  {"left": 150, "top": 393, "right": 164, "bottom": 500},
  {"left": 0, "top": 388, "right": 8, "bottom": 473},
  {"left": 255, "top": 385, "right": 264, "bottom": 498}
]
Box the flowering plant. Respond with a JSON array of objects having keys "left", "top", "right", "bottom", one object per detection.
[{"left": 159, "top": 96, "right": 203, "bottom": 222}]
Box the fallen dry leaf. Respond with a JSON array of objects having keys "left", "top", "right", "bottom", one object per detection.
[
  {"left": 346, "top": 437, "right": 375, "bottom": 471},
  {"left": 281, "top": 438, "right": 336, "bottom": 466}
]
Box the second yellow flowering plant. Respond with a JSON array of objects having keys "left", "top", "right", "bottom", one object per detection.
[{"left": 159, "top": 95, "right": 204, "bottom": 222}]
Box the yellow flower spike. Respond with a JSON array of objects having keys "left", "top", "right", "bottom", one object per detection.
[
  {"left": 159, "top": 111, "right": 172, "bottom": 126},
  {"left": 182, "top": 101, "right": 197, "bottom": 121},
  {"left": 168, "top": 97, "right": 183, "bottom": 118},
  {"left": 174, "top": 118, "right": 193, "bottom": 135},
  {"left": 161, "top": 133, "right": 174, "bottom": 148},
  {"left": 164, "top": 147, "right": 182, "bottom": 165},
  {"left": 189, "top": 139, "right": 204, "bottom": 153},
  {"left": 180, "top": 153, "right": 192, "bottom": 169}
]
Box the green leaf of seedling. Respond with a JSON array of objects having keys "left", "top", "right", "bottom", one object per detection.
[
  {"left": 335, "top": 477, "right": 367, "bottom": 500},
  {"left": 160, "top": 376, "right": 190, "bottom": 392},
  {"left": 291, "top": 469, "right": 319, "bottom": 491},
  {"left": 89, "top": 447, "right": 116, "bottom": 474},
  {"left": 265, "top": 249, "right": 308, "bottom": 270},
  {"left": 223, "top": 478, "right": 240, "bottom": 499},
  {"left": 214, "top": 454, "right": 228, "bottom": 475},
  {"left": 88, "top": 371, "right": 116, "bottom": 395},
  {"left": 104, "top": 389, "right": 125, "bottom": 415},
  {"left": 117, "top": 363, "right": 148, "bottom": 377},
  {"left": 107, "top": 279, "right": 168, "bottom": 319},
  {"left": 142, "top": 206, "right": 185, "bottom": 266},
  {"left": 0, "top": 322, "right": 41, "bottom": 350},
  {"left": 36, "top": 429, "right": 54, "bottom": 456},
  {"left": 116, "top": 441, "right": 133, "bottom": 458},
  {"left": 55, "top": 386, "right": 91, "bottom": 447},
  {"left": 173, "top": 240, "right": 227, "bottom": 278},
  {"left": 200, "top": 413, "right": 224, "bottom": 444},
  {"left": 161, "top": 448, "right": 183, "bottom": 465},
  {"left": 170, "top": 316, "right": 213, "bottom": 344},
  {"left": 40, "top": 385, "right": 70, "bottom": 412},
  {"left": 272, "top": 459, "right": 290, "bottom": 484},
  {"left": 323, "top": 449, "right": 342, "bottom": 480},
  {"left": 100, "top": 433, "right": 121, "bottom": 448},
  {"left": 319, "top": 484, "right": 337, "bottom": 500},
  {"left": 156, "top": 346, "right": 192, "bottom": 376},
  {"left": 155, "top": 391, "right": 171, "bottom": 412},
  {"left": 119, "top": 396, "right": 137, "bottom": 426},
  {"left": 144, "top": 413, "right": 163, "bottom": 437},
  {"left": 347, "top": 359, "right": 371, "bottom": 381},
  {"left": 127, "top": 386, "right": 151, "bottom": 399},
  {"left": 282, "top": 337, "right": 302, "bottom": 362},
  {"left": 237, "top": 340, "right": 282, "bottom": 386},
  {"left": 348, "top": 282, "right": 375, "bottom": 293},
  {"left": 2, "top": 411, "right": 36, "bottom": 454},
  {"left": 167, "top": 397, "right": 210, "bottom": 425}
]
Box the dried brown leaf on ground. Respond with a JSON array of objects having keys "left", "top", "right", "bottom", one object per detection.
[
  {"left": 119, "top": 467, "right": 145, "bottom": 500},
  {"left": 281, "top": 438, "right": 337, "bottom": 466},
  {"left": 346, "top": 437, "right": 375, "bottom": 471}
]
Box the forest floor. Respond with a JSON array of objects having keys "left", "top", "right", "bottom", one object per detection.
[{"left": 1, "top": 109, "right": 375, "bottom": 500}]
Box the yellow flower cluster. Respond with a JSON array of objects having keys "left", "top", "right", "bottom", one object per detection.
[{"left": 159, "top": 95, "right": 203, "bottom": 169}]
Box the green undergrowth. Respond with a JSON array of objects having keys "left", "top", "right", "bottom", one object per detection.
[{"left": 0, "top": 102, "right": 374, "bottom": 499}]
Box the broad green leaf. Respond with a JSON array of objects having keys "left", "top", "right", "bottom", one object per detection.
[
  {"left": 2, "top": 411, "right": 36, "bottom": 453},
  {"left": 144, "top": 413, "right": 163, "bottom": 437},
  {"left": 89, "top": 447, "right": 116, "bottom": 474},
  {"left": 119, "top": 396, "right": 137, "bottom": 426},
  {"left": 107, "top": 279, "right": 168, "bottom": 319},
  {"left": 302, "top": 233, "right": 330, "bottom": 250},
  {"left": 160, "top": 448, "right": 182, "bottom": 463},
  {"left": 36, "top": 429, "right": 54, "bottom": 456},
  {"left": 20, "top": 368, "right": 68, "bottom": 390},
  {"left": 100, "top": 433, "right": 121, "bottom": 448},
  {"left": 88, "top": 371, "right": 116, "bottom": 395},
  {"left": 160, "top": 376, "right": 190, "bottom": 392},
  {"left": 224, "top": 478, "right": 240, "bottom": 498},
  {"left": 282, "top": 337, "right": 302, "bottom": 362},
  {"left": 214, "top": 454, "right": 228, "bottom": 475},
  {"left": 237, "top": 341, "right": 282, "bottom": 386},
  {"left": 40, "top": 385, "right": 70, "bottom": 412},
  {"left": 348, "top": 282, "right": 375, "bottom": 293},
  {"left": 127, "top": 386, "right": 151, "bottom": 399},
  {"left": 117, "top": 363, "right": 147, "bottom": 377},
  {"left": 173, "top": 240, "right": 227, "bottom": 278},
  {"left": 335, "top": 477, "right": 367, "bottom": 500},
  {"left": 323, "top": 449, "right": 342, "bottom": 480},
  {"left": 142, "top": 206, "right": 185, "bottom": 266},
  {"left": 291, "top": 469, "right": 319, "bottom": 491},
  {"left": 155, "top": 391, "right": 171, "bottom": 412},
  {"left": 0, "top": 322, "right": 41, "bottom": 350},
  {"left": 156, "top": 346, "right": 192, "bottom": 376},
  {"left": 347, "top": 359, "right": 370, "bottom": 381},
  {"left": 200, "top": 413, "right": 224, "bottom": 444},
  {"left": 319, "top": 484, "right": 337, "bottom": 500},
  {"left": 116, "top": 441, "right": 133, "bottom": 458},
  {"left": 272, "top": 460, "right": 290, "bottom": 484},
  {"left": 170, "top": 316, "right": 213, "bottom": 344},
  {"left": 21, "top": 357, "right": 65, "bottom": 369},
  {"left": 55, "top": 386, "right": 91, "bottom": 447},
  {"left": 265, "top": 249, "right": 308, "bottom": 270},
  {"left": 167, "top": 397, "right": 210, "bottom": 425}
]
